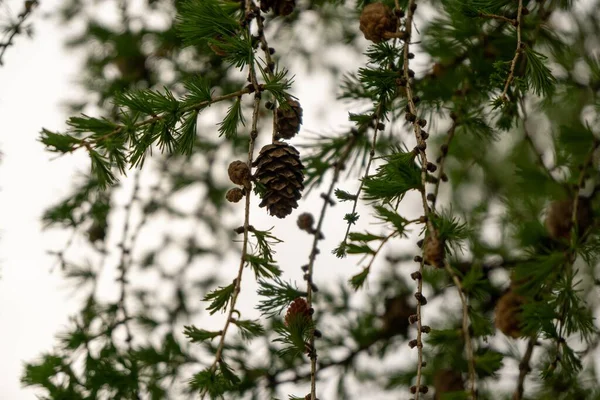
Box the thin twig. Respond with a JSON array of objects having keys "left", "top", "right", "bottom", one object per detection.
[
  {"left": 431, "top": 119, "right": 457, "bottom": 210},
  {"left": 115, "top": 171, "right": 142, "bottom": 399},
  {"left": 401, "top": 1, "right": 438, "bottom": 397},
  {"left": 499, "top": 0, "right": 524, "bottom": 102},
  {"left": 303, "top": 133, "right": 358, "bottom": 400},
  {"left": 513, "top": 337, "right": 536, "bottom": 400},
  {"left": 201, "top": 5, "right": 262, "bottom": 397},
  {"left": 478, "top": 11, "right": 515, "bottom": 24},
  {"left": 0, "top": 0, "right": 38, "bottom": 66},
  {"left": 444, "top": 261, "right": 476, "bottom": 398}
]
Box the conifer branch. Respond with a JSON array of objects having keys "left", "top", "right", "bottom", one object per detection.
[
  {"left": 0, "top": 0, "right": 38, "bottom": 66},
  {"left": 499, "top": 0, "right": 524, "bottom": 102},
  {"left": 340, "top": 104, "right": 384, "bottom": 245},
  {"left": 201, "top": 5, "right": 262, "bottom": 396},
  {"left": 401, "top": 2, "right": 433, "bottom": 398},
  {"left": 519, "top": 99, "right": 557, "bottom": 182},
  {"left": 66, "top": 88, "right": 252, "bottom": 153},
  {"left": 477, "top": 12, "right": 515, "bottom": 25}
]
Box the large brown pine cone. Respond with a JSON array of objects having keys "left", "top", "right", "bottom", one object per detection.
[
  {"left": 260, "top": 0, "right": 296, "bottom": 16},
  {"left": 275, "top": 99, "right": 303, "bottom": 140},
  {"left": 545, "top": 197, "right": 593, "bottom": 241},
  {"left": 253, "top": 142, "right": 304, "bottom": 218},
  {"left": 359, "top": 3, "right": 398, "bottom": 43},
  {"left": 434, "top": 369, "right": 464, "bottom": 400},
  {"left": 495, "top": 289, "right": 525, "bottom": 338}
]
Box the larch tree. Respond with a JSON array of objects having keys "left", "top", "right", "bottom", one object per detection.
[{"left": 17, "top": 0, "right": 600, "bottom": 399}]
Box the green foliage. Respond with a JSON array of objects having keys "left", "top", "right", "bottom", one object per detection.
[
  {"left": 204, "top": 282, "right": 236, "bottom": 315},
  {"left": 363, "top": 149, "right": 422, "bottom": 203}
]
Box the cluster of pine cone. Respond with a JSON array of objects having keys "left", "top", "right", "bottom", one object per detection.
[
  {"left": 226, "top": 98, "right": 304, "bottom": 219},
  {"left": 359, "top": 2, "right": 400, "bottom": 43}
]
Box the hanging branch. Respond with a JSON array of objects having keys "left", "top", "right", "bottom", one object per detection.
[
  {"left": 302, "top": 132, "right": 359, "bottom": 400},
  {"left": 201, "top": 5, "right": 263, "bottom": 396},
  {"left": 0, "top": 0, "right": 38, "bottom": 66}
]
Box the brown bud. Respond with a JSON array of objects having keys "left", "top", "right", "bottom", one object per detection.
[
  {"left": 297, "top": 212, "right": 315, "bottom": 232},
  {"left": 228, "top": 160, "right": 251, "bottom": 187},
  {"left": 226, "top": 188, "right": 244, "bottom": 203}
]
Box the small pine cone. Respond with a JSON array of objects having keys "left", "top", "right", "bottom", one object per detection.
[
  {"left": 297, "top": 212, "right": 315, "bottom": 232},
  {"left": 285, "top": 297, "right": 311, "bottom": 326},
  {"left": 359, "top": 3, "right": 398, "bottom": 43},
  {"left": 423, "top": 234, "right": 445, "bottom": 269},
  {"left": 228, "top": 160, "right": 251, "bottom": 187},
  {"left": 545, "top": 197, "right": 593, "bottom": 241},
  {"left": 260, "top": 0, "right": 296, "bottom": 16},
  {"left": 226, "top": 188, "right": 244, "bottom": 203},
  {"left": 434, "top": 369, "right": 464, "bottom": 400},
  {"left": 495, "top": 290, "right": 525, "bottom": 338},
  {"left": 381, "top": 294, "right": 415, "bottom": 336},
  {"left": 253, "top": 143, "right": 304, "bottom": 218},
  {"left": 275, "top": 99, "right": 303, "bottom": 140}
]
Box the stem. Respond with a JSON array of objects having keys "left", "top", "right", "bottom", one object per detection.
[
  {"left": 513, "top": 337, "right": 536, "bottom": 400},
  {"left": 304, "top": 133, "right": 358, "bottom": 400},
  {"left": 201, "top": 4, "right": 262, "bottom": 396},
  {"left": 431, "top": 119, "right": 457, "bottom": 211},
  {"left": 444, "top": 261, "right": 476, "bottom": 398},
  {"left": 499, "top": 0, "right": 524, "bottom": 102}
]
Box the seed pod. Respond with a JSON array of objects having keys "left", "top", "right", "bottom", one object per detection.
[
  {"left": 359, "top": 2, "right": 398, "bottom": 43},
  {"left": 297, "top": 212, "right": 315, "bottom": 232},
  {"left": 285, "top": 298, "right": 311, "bottom": 326},
  {"left": 423, "top": 234, "right": 445, "bottom": 269},
  {"left": 226, "top": 188, "right": 244, "bottom": 203},
  {"left": 228, "top": 160, "right": 251, "bottom": 187},
  {"left": 495, "top": 289, "right": 525, "bottom": 338}
]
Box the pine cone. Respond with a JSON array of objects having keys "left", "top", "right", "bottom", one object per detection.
[
  {"left": 423, "top": 234, "right": 445, "bottom": 269},
  {"left": 275, "top": 99, "right": 303, "bottom": 140},
  {"left": 228, "top": 160, "right": 251, "bottom": 187},
  {"left": 434, "top": 369, "right": 464, "bottom": 400},
  {"left": 253, "top": 143, "right": 304, "bottom": 218},
  {"left": 226, "top": 188, "right": 244, "bottom": 203},
  {"left": 260, "top": 0, "right": 296, "bottom": 16},
  {"left": 297, "top": 212, "right": 315, "bottom": 232},
  {"left": 359, "top": 3, "right": 398, "bottom": 43},
  {"left": 285, "top": 297, "right": 311, "bottom": 326},
  {"left": 495, "top": 290, "right": 525, "bottom": 338},
  {"left": 545, "top": 197, "right": 593, "bottom": 241},
  {"left": 381, "top": 294, "right": 415, "bottom": 336}
]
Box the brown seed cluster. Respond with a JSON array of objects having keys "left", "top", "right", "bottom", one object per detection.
[
  {"left": 495, "top": 289, "right": 525, "bottom": 338},
  {"left": 285, "top": 297, "right": 312, "bottom": 326},
  {"left": 226, "top": 188, "right": 244, "bottom": 203},
  {"left": 423, "top": 233, "right": 445, "bottom": 269},
  {"left": 253, "top": 143, "right": 304, "bottom": 218},
  {"left": 359, "top": 3, "right": 398, "bottom": 43},
  {"left": 545, "top": 197, "right": 593, "bottom": 241},
  {"left": 297, "top": 212, "right": 315, "bottom": 232},
  {"left": 228, "top": 160, "right": 251, "bottom": 187},
  {"left": 275, "top": 99, "right": 303, "bottom": 140}
]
